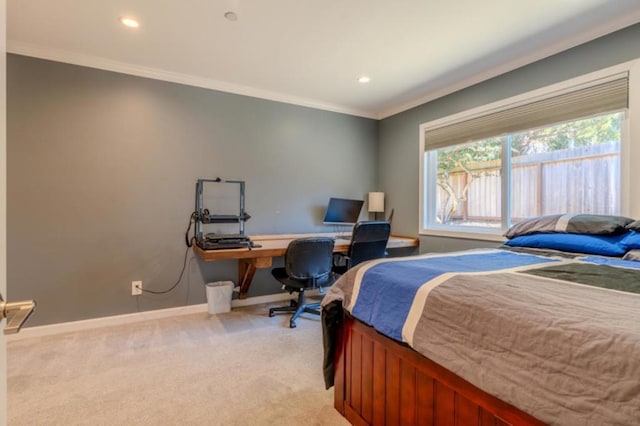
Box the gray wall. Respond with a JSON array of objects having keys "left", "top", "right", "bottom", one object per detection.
[
  {"left": 9, "top": 24, "right": 640, "bottom": 326},
  {"left": 380, "top": 23, "right": 640, "bottom": 253},
  {"left": 7, "top": 54, "right": 378, "bottom": 326}
]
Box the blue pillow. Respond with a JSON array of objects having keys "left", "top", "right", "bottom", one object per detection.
[
  {"left": 503, "top": 233, "right": 628, "bottom": 256},
  {"left": 619, "top": 231, "right": 640, "bottom": 250}
]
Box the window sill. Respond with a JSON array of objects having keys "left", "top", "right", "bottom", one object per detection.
[{"left": 419, "top": 228, "right": 507, "bottom": 242}]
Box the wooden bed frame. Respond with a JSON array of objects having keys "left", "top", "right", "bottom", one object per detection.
[{"left": 333, "top": 314, "right": 546, "bottom": 426}]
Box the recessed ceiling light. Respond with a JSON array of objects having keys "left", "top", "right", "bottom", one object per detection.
[
  {"left": 358, "top": 76, "right": 371, "bottom": 84},
  {"left": 224, "top": 11, "right": 238, "bottom": 21},
  {"left": 120, "top": 16, "right": 140, "bottom": 28}
]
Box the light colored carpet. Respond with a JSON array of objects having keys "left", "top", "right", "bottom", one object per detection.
[{"left": 7, "top": 304, "right": 349, "bottom": 426}]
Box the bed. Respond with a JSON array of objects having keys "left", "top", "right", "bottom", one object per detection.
[{"left": 321, "top": 215, "right": 640, "bottom": 426}]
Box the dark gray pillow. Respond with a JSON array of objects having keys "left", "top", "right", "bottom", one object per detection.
[
  {"left": 626, "top": 220, "right": 640, "bottom": 232},
  {"left": 504, "top": 214, "right": 634, "bottom": 239}
]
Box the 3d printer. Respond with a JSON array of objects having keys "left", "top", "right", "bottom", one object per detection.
[{"left": 194, "top": 178, "right": 256, "bottom": 250}]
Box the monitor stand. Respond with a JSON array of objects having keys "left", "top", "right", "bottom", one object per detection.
[{"left": 331, "top": 224, "right": 353, "bottom": 241}]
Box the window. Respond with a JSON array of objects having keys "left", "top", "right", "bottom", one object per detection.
[{"left": 420, "top": 70, "right": 631, "bottom": 239}]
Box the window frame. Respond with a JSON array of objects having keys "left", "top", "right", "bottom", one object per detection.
[{"left": 419, "top": 60, "right": 639, "bottom": 241}]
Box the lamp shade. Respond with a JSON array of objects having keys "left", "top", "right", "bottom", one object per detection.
[{"left": 368, "top": 192, "right": 385, "bottom": 213}]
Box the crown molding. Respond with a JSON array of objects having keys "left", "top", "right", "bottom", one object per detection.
[
  {"left": 7, "top": 40, "right": 377, "bottom": 120},
  {"left": 377, "top": 13, "right": 640, "bottom": 119},
  {"left": 7, "top": 10, "right": 640, "bottom": 122}
]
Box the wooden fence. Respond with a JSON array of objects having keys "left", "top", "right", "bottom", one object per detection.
[{"left": 437, "top": 142, "right": 620, "bottom": 224}]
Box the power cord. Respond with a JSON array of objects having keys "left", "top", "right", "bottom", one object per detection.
[
  {"left": 185, "top": 209, "right": 210, "bottom": 247},
  {"left": 185, "top": 212, "right": 197, "bottom": 247},
  {"left": 141, "top": 245, "right": 191, "bottom": 295},
  {"left": 143, "top": 210, "right": 200, "bottom": 295}
]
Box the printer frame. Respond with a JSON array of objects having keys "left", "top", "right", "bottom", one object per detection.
[{"left": 194, "top": 178, "right": 252, "bottom": 249}]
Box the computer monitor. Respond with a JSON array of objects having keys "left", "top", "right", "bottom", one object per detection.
[{"left": 323, "top": 197, "right": 364, "bottom": 225}]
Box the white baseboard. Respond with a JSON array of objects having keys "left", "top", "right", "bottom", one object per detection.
[
  {"left": 230, "top": 291, "right": 312, "bottom": 308},
  {"left": 7, "top": 292, "right": 307, "bottom": 341}
]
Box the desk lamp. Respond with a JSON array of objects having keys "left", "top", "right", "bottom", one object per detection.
[{"left": 368, "top": 192, "right": 384, "bottom": 221}]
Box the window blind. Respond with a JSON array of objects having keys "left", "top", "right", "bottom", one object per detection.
[{"left": 424, "top": 75, "right": 628, "bottom": 151}]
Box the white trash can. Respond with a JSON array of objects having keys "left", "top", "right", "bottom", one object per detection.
[{"left": 206, "top": 281, "right": 234, "bottom": 314}]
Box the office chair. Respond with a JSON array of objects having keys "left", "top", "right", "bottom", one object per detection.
[
  {"left": 332, "top": 221, "right": 391, "bottom": 275},
  {"left": 269, "top": 237, "right": 337, "bottom": 328}
]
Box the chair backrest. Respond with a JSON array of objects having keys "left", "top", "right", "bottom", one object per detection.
[
  {"left": 284, "top": 237, "right": 335, "bottom": 281},
  {"left": 348, "top": 221, "right": 391, "bottom": 268}
]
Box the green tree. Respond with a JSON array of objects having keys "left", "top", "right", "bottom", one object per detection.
[
  {"left": 511, "top": 114, "right": 620, "bottom": 154},
  {"left": 437, "top": 138, "right": 502, "bottom": 223}
]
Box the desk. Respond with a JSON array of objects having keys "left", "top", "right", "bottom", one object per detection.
[{"left": 193, "top": 233, "right": 419, "bottom": 298}]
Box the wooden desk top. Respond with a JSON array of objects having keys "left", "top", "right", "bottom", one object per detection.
[{"left": 193, "top": 232, "right": 419, "bottom": 262}]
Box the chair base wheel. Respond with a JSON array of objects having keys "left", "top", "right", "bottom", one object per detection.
[
  {"left": 268, "top": 310, "right": 275, "bottom": 317},
  {"left": 289, "top": 321, "right": 297, "bottom": 328}
]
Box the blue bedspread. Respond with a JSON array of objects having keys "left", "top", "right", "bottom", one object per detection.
[{"left": 349, "top": 249, "right": 558, "bottom": 341}]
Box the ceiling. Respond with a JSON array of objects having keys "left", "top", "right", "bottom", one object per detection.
[{"left": 7, "top": 1, "right": 640, "bottom": 119}]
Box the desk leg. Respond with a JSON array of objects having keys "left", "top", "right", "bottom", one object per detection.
[{"left": 238, "top": 257, "right": 273, "bottom": 299}]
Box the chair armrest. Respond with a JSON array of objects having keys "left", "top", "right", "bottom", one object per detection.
[{"left": 332, "top": 252, "right": 350, "bottom": 268}]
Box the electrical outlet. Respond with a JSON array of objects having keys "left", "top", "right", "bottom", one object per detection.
[{"left": 132, "top": 281, "right": 142, "bottom": 296}]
